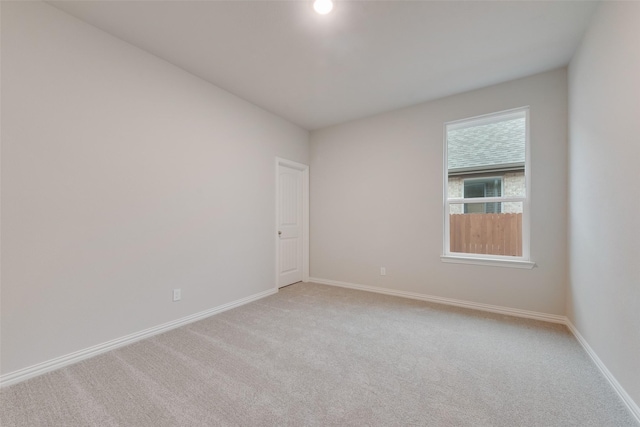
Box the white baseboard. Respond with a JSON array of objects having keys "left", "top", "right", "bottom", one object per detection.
[
  {"left": 308, "top": 277, "right": 566, "bottom": 324},
  {"left": 0, "top": 287, "right": 278, "bottom": 388},
  {"left": 309, "top": 276, "right": 640, "bottom": 424},
  {"left": 565, "top": 320, "right": 640, "bottom": 424}
]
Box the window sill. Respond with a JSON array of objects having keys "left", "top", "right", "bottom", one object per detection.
[{"left": 440, "top": 255, "right": 536, "bottom": 269}]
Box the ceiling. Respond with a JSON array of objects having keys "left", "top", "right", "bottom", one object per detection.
[{"left": 50, "top": 1, "right": 598, "bottom": 130}]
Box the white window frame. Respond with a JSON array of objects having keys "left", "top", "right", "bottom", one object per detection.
[{"left": 441, "top": 107, "right": 534, "bottom": 269}]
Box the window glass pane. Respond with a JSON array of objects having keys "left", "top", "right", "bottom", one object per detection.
[
  {"left": 464, "top": 182, "right": 486, "bottom": 198},
  {"left": 463, "top": 177, "right": 502, "bottom": 213},
  {"left": 447, "top": 112, "right": 526, "bottom": 198},
  {"left": 449, "top": 202, "right": 523, "bottom": 257}
]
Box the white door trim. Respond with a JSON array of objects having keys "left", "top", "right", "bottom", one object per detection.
[{"left": 275, "top": 157, "right": 309, "bottom": 287}]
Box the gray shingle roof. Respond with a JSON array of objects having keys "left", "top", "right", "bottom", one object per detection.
[{"left": 447, "top": 117, "right": 525, "bottom": 172}]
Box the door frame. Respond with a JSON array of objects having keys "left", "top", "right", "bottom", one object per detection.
[{"left": 275, "top": 157, "right": 309, "bottom": 288}]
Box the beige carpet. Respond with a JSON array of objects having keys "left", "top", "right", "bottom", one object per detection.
[{"left": 1, "top": 282, "right": 637, "bottom": 426}]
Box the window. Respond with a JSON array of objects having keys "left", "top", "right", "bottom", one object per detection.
[
  {"left": 442, "top": 107, "right": 533, "bottom": 268},
  {"left": 464, "top": 177, "right": 502, "bottom": 213}
]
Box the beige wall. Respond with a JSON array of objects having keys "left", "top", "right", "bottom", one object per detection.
[
  {"left": 310, "top": 69, "right": 568, "bottom": 314},
  {"left": 1, "top": 2, "right": 309, "bottom": 375},
  {"left": 567, "top": 1, "right": 640, "bottom": 410}
]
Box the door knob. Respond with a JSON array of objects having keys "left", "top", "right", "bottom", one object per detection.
[{"left": 278, "top": 231, "right": 282, "bottom": 237}]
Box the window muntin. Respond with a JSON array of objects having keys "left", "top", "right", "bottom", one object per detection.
[{"left": 444, "top": 108, "right": 530, "bottom": 262}]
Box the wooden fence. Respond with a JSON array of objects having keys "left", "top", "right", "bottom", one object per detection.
[{"left": 450, "top": 213, "right": 522, "bottom": 256}]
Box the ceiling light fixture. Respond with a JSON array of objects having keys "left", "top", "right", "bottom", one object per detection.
[{"left": 313, "top": 0, "right": 333, "bottom": 15}]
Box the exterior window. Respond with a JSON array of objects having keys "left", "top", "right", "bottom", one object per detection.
[
  {"left": 443, "top": 107, "right": 531, "bottom": 266},
  {"left": 464, "top": 177, "right": 502, "bottom": 213}
]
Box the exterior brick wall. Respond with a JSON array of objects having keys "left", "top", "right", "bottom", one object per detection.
[
  {"left": 448, "top": 176, "right": 464, "bottom": 213},
  {"left": 502, "top": 172, "right": 525, "bottom": 213}
]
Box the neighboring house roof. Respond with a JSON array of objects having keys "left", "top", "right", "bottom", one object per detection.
[{"left": 448, "top": 117, "right": 525, "bottom": 173}]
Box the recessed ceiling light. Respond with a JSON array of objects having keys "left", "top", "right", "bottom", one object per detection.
[{"left": 313, "top": 0, "right": 333, "bottom": 15}]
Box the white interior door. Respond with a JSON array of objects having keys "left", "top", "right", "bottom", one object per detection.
[{"left": 276, "top": 160, "right": 306, "bottom": 287}]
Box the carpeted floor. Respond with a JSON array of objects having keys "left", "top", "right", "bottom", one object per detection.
[{"left": 1, "top": 282, "right": 637, "bottom": 426}]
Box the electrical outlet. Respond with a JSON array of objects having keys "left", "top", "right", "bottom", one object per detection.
[
  {"left": 380, "top": 267, "right": 386, "bottom": 276},
  {"left": 173, "top": 288, "right": 181, "bottom": 302}
]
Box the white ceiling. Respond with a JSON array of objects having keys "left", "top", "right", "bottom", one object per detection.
[{"left": 50, "top": 1, "right": 598, "bottom": 130}]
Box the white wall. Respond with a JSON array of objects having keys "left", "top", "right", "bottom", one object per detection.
[
  {"left": 567, "top": 1, "right": 640, "bottom": 409},
  {"left": 310, "top": 69, "right": 568, "bottom": 315},
  {"left": 1, "top": 1, "right": 308, "bottom": 375}
]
